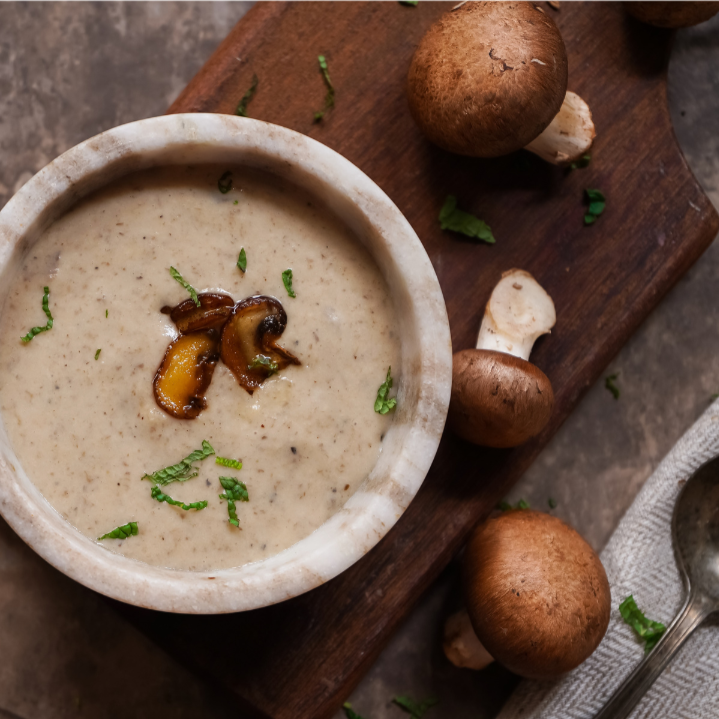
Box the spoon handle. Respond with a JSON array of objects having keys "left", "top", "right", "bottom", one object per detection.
[{"left": 593, "top": 593, "right": 712, "bottom": 719}]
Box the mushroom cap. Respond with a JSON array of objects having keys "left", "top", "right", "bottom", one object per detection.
[
  {"left": 406, "top": 1, "right": 568, "bottom": 157},
  {"left": 463, "top": 510, "right": 611, "bottom": 679},
  {"left": 449, "top": 349, "right": 553, "bottom": 447},
  {"left": 625, "top": 1, "right": 719, "bottom": 28}
]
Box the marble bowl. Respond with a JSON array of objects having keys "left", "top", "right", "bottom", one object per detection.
[{"left": 0, "top": 114, "right": 451, "bottom": 613}]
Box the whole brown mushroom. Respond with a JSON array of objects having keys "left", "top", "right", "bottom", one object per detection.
[
  {"left": 444, "top": 510, "right": 611, "bottom": 679},
  {"left": 449, "top": 269, "right": 555, "bottom": 448},
  {"left": 407, "top": 2, "right": 595, "bottom": 165},
  {"left": 625, "top": 1, "right": 719, "bottom": 28}
]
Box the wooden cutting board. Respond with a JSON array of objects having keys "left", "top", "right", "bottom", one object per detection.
[{"left": 114, "top": 3, "right": 719, "bottom": 717}]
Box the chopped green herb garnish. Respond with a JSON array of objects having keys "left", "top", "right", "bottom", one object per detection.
[
  {"left": 313, "top": 54, "right": 335, "bottom": 122},
  {"left": 151, "top": 485, "right": 207, "bottom": 511},
  {"left": 282, "top": 268, "right": 296, "bottom": 298},
  {"left": 439, "top": 196, "right": 495, "bottom": 244},
  {"left": 233, "top": 199, "right": 239, "bottom": 205},
  {"left": 218, "top": 170, "right": 233, "bottom": 194},
  {"left": 219, "top": 476, "right": 249, "bottom": 527},
  {"left": 94, "top": 349, "right": 101, "bottom": 360},
  {"left": 236, "top": 74, "right": 259, "bottom": 117},
  {"left": 548, "top": 497, "right": 557, "bottom": 509},
  {"left": 498, "top": 499, "right": 530, "bottom": 511},
  {"left": 237, "top": 247, "right": 247, "bottom": 273},
  {"left": 343, "top": 703, "right": 366, "bottom": 719},
  {"left": 569, "top": 154, "right": 591, "bottom": 170},
  {"left": 105, "top": 309, "right": 108, "bottom": 318},
  {"left": 249, "top": 354, "right": 279, "bottom": 375},
  {"left": 399, "top": 0, "right": 419, "bottom": 5},
  {"left": 619, "top": 595, "right": 666, "bottom": 653},
  {"left": 216, "top": 457, "right": 243, "bottom": 470},
  {"left": 584, "top": 188, "right": 606, "bottom": 225},
  {"left": 605, "top": 372, "right": 620, "bottom": 400},
  {"left": 374, "top": 366, "right": 397, "bottom": 414},
  {"left": 142, "top": 440, "right": 215, "bottom": 486},
  {"left": 169, "top": 266, "right": 201, "bottom": 307},
  {"left": 392, "top": 695, "right": 439, "bottom": 718},
  {"left": 21, "top": 286, "right": 54, "bottom": 343},
  {"left": 98, "top": 521, "right": 138, "bottom": 541}
]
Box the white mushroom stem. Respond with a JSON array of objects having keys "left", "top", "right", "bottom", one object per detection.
[
  {"left": 525, "top": 91, "right": 595, "bottom": 165},
  {"left": 476, "top": 269, "right": 556, "bottom": 360},
  {"left": 443, "top": 609, "right": 495, "bottom": 670}
]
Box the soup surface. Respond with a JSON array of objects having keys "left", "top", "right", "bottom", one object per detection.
[{"left": 0, "top": 165, "right": 399, "bottom": 571}]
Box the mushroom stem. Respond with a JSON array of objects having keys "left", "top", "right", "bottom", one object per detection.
[
  {"left": 443, "top": 609, "right": 494, "bottom": 670},
  {"left": 475, "top": 269, "right": 556, "bottom": 361},
  {"left": 525, "top": 91, "right": 595, "bottom": 165}
]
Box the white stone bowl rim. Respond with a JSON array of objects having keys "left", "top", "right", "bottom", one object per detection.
[{"left": 0, "top": 113, "right": 452, "bottom": 613}]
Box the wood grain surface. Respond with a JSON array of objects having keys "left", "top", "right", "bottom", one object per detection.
[{"left": 114, "top": 3, "right": 719, "bottom": 718}]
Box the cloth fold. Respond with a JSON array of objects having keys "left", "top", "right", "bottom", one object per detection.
[{"left": 498, "top": 402, "right": 719, "bottom": 719}]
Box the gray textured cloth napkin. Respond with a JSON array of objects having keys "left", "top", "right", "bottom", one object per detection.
[{"left": 498, "top": 402, "right": 719, "bottom": 719}]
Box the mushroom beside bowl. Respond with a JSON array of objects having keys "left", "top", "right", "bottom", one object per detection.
[{"left": 0, "top": 114, "right": 452, "bottom": 613}]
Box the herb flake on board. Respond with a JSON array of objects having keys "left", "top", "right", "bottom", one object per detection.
[
  {"left": 237, "top": 247, "right": 247, "bottom": 273},
  {"left": 498, "top": 499, "right": 530, "bottom": 511},
  {"left": 605, "top": 373, "right": 620, "bottom": 400},
  {"left": 343, "top": 703, "right": 366, "bottom": 719},
  {"left": 584, "top": 188, "right": 606, "bottom": 225},
  {"left": 236, "top": 74, "right": 259, "bottom": 117},
  {"left": 313, "top": 55, "right": 335, "bottom": 122},
  {"left": 392, "top": 695, "right": 439, "bottom": 719},
  {"left": 94, "top": 349, "right": 101, "bottom": 360},
  {"left": 569, "top": 153, "right": 591, "bottom": 170},
  {"left": 21, "top": 286, "right": 54, "bottom": 343},
  {"left": 438, "top": 196, "right": 495, "bottom": 244}
]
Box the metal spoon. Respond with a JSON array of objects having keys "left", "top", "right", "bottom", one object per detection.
[{"left": 594, "top": 454, "right": 719, "bottom": 718}]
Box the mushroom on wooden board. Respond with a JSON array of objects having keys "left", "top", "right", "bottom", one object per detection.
[
  {"left": 406, "top": 1, "right": 595, "bottom": 165},
  {"left": 625, "top": 1, "right": 719, "bottom": 28},
  {"left": 449, "top": 269, "right": 555, "bottom": 448},
  {"left": 444, "top": 510, "right": 611, "bottom": 679}
]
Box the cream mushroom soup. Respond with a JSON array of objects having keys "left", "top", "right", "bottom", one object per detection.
[{"left": 0, "top": 165, "right": 400, "bottom": 571}]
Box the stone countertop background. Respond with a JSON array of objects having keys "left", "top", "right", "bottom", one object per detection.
[{"left": 0, "top": 4, "right": 717, "bottom": 719}]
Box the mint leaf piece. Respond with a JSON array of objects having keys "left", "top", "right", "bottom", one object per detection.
[
  {"left": 142, "top": 440, "right": 215, "bottom": 486},
  {"left": 151, "top": 485, "right": 207, "bottom": 511},
  {"left": 236, "top": 74, "right": 258, "bottom": 117},
  {"left": 374, "top": 366, "right": 398, "bottom": 414},
  {"left": 439, "top": 196, "right": 495, "bottom": 244},
  {"left": 169, "top": 266, "right": 201, "bottom": 307},
  {"left": 98, "top": 521, "right": 138, "bottom": 541},
  {"left": 619, "top": 595, "right": 666, "bottom": 653},
  {"left": 219, "top": 476, "right": 249, "bottom": 527},
  {"left": 21, "top": 286, "right": 54, "bottom": 342}
]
